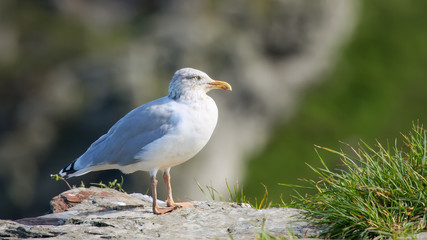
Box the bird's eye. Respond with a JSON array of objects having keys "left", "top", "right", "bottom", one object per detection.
[{"left": 193, "top": 76, "right": 201, "bottom": 81}]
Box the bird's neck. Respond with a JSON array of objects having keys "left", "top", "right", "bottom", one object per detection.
[{"left": 168, "top": 90, "right": 209, "bottom": 103}]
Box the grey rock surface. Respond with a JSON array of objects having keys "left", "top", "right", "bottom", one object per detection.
[{"left": 0, "top": 187, "right": 320, "bottom": 239}]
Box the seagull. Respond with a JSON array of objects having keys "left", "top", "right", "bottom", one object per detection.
[{"left": 59, "top": 68, "right": 232, "bottom": 214}]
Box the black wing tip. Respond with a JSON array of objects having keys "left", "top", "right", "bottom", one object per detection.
[{"left": 59, "top": 161, "right": 76, "bottom": 178}]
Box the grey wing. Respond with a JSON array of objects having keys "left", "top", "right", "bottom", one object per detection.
[{"left": 74, "top": 97, "right": 175, "bottom": 170}]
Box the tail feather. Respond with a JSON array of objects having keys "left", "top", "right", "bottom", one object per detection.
[{"left": 59, "top": 161, "right": 77, "bottom": 178}]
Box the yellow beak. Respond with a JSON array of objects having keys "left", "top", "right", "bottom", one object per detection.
[{"left": 208, "top": 80, "right": 232, "bottom": 91}]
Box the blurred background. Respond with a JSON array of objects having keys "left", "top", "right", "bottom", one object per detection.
[{"left": 1, "top": 0, "right": 426, "bottom": 220}]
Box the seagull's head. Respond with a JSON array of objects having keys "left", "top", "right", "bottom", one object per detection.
[{"left": 168, "top": 68, "right": 232, "bottom": 100}]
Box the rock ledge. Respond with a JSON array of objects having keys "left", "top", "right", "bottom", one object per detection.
[{"left": 0, "top": 187, "right": 320, "bottom": 239}]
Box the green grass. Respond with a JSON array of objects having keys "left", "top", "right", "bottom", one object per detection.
[
  {"left": 227, "top": 217, "right": 299, "bottom": 240},
  {"left": 50, "top": 174, "right": 126, "bottom": 193},
  {"left": 283, "top": 124, "right": 427, "bottom": 239},
  {"left": 50, "top": 174, "right": 72, "bottom": 189},
  {"left": 90, "top": 176, "right": 126, "bottom": 193},
  {"left": 255, "top": 218, "right": 298, "bottom": 240},
  {"left": 197, "top": 179, "right": 270, "bottom": 209}
]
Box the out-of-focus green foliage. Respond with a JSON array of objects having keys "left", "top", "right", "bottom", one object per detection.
[{"left": 245, "top": 0, "right": 427, "bottom": 203}]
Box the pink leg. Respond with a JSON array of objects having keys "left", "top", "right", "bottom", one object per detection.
[
  {"left": 163, "top": 170, "right": 194, "bottom": 208},
  {"left": 151, "top": 175, "right": 178, "bottom": 215}
]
